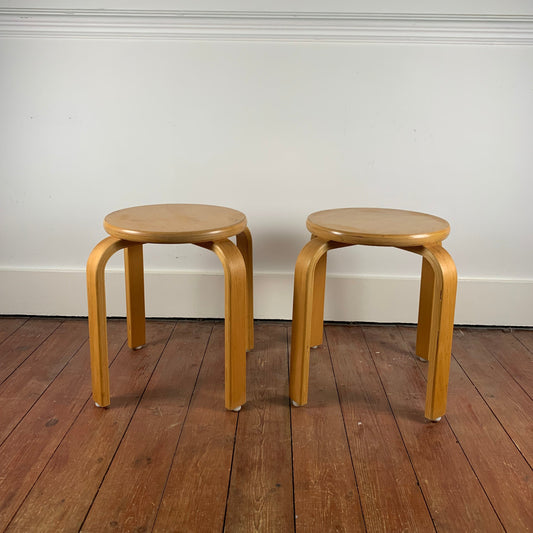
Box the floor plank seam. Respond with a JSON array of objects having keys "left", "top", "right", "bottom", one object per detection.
[
  {"left": 80, "top": 320, "right": 177, "bottom": 532},
  {"left": 0, "top": 319, "right": 64, "bottom": 388},
  {"left": 3, "top": 372, "right": 94, "bottom": 531},
  {"left": 0, "top": 330, "right": 88, "bottom": 449},
  {"left": 222, "top": 409, "right": 240, "bottom": 532},
  {"left": 398, "top": 327, "right": 509, "bottom": 531},
  {"left": 366, "top": 326, "right": 438, "bottom": 532},
  {"left": 441, "top": 402, "right": 507, "bottom": 532},
  {"left": 152, "top": 322, "right": 215, "bottom": 528},
  {"left": 286, "top": 326, "right": 298, "bottom": 533},
  {"left": 513, "top": 333, "right": 533, "bottom": 355},
  {"left": 0, "top": 316, "right": 30, "bottom": 346},
  {"left": 325, "top": 327, "right": 368, "bottom": 533},
  {"left": 451, "top": 351, "right": 533, "bottom": 472}
]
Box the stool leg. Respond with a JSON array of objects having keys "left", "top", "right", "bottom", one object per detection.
[
  {"left": 210, "top": 239, "right": 247, "bottom": 411},
  {"left": 236, "top": 227, "right": 254, "bottom": 352},
  {"left": 290, "top": 238, "right": 330, "bottom": 407},
  {"left": 124, "top": 244, "right": 146, "bottom": 349},
  {"left": 310, "top": 251, "right": 327, "bottom": 347},
  {"left": 87, "top": 237, "right": 133, "bottom": 407},
  {"left": 415, "top": 257, "right": 435, "bottom": 361},
  {"left": 416, "top": 245, "right": 457, "bottom": 421}
]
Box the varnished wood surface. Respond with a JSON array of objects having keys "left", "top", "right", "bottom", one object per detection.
[
  {"left": 307, "top": 207, "right": 450, "bottom": 246},
  {"left": 104, "top": 204, "right": 247, "bottom": 244},
  {"left": 0, "top": 317, "right": 532, "bottom": 532}
]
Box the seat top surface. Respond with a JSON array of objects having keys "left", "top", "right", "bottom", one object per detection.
[
  {"left": 307, "top": 208, "right": 450, "bottom": 246},
  {"left": 104, "top": 204, "right": 247, "bottom": 243}
]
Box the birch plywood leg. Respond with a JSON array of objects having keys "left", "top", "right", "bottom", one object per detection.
[
  {"left": 405, "top": 245, "right": 457, "bottom": 420},
  {"left": 310, "top": 249, "right": 327, "bottom": 348},
  {"left": 211, "top": 239, "right": 247, "bottom": 411},
  {"left": 290, "top": 238, "right": 330, "bottom": 407},
  {"left": 415, "top": 256, "right": 436, "bottom": 361},
  {"left": 87, "top": 237, "right": 133, "bottom": 407},
  {"left": 124, "top": 244, "right": 146, "bottom": 350},
  {"left": 236, "top": 227, "right": 254, "bottom": 352}
]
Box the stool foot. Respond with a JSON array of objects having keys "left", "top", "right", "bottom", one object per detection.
[
  {"left": 94, "top": 402, "right": 106, "bottom": 408},
  {"left": 416, "top": 355, "right": 428, "bottom": 362},
  {"left": 133, "top": 345, "right": 145, "bottom": 351},
  {"left": 311, "top": 345, "right": 319, "bottom": 349},
  {"left": 292, "top": 400, "right": 302, "bottom": 407},
  {"left": 426, "top": 416, "right": 442, "bottom": 422},
  {"left": 232, "top": 405, "right": 242, "bottom": 412}
]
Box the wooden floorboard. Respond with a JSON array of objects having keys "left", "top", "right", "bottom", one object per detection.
[
  {"left": 327, "top": 325, "right": 435, "bottom": 532},
  {"left": 0, "top": 319, "right": 127, "bottom": 531},
  {"left": 81, "top": 320, "right": 212, "bottom": 533},
  {"left": 0, "top": 318, "right": 532, "bottom": 532},
  {"left": 153, "top": 324, "right": 239, "bottom": 533},
  {"left": 0, "top": 317, "right": 28, "bottom": 345},
  {"left": 291, "top": 337, "right": 365, "bottom": 532},
  {"left": 224, "top": 323, "right": 294, "bottom": 533},
  {"left": 6, "top": 321, "right": 174, "bottom": 532}
]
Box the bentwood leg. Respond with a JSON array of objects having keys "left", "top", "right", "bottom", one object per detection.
[
  {"left": 289, "top": 238, "right": 330, "bottom": 407},
  {"left": 210, "top": 239, "right": 248, "bottom": 411},
  {"left": 309, "top": 249, "right": 328, "bottom": 348},
  {"left": 415, "top": 256, "right": 436, "bottom": 361},
  {"left": 87, "top": 237, "right": 134, "bottom": 407},
  {"left": 405, "top": 244, "right": 457, "bottom": 420},
  {"left": 124, "top": 244, "right": 146, "bottom": 349},
  {"left": 236, "top": 227, "right": 254, "bottom": 352}
]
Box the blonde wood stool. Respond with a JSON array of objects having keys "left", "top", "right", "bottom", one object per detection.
[
  {"left": 289, "top": 208, "right": 457, "bottom": 421},
  {"left": 87, "top": 204, "right": 253, "bottom": 411}
]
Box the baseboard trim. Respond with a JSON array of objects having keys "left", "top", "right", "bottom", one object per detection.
[{"left": 0, "top": 268, "right": 531, "bottom": 326}]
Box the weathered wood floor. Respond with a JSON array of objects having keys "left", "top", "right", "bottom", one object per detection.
[{"left": 0, "top": 317, "right": 532, "bottom": 532}]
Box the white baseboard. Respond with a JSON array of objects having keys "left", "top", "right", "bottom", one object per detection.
[{"left": 0, "top": 268, "right": 531, "bottom": 326}]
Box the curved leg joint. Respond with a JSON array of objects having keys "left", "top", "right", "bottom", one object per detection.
[
  {"left": 289, "top": 238, "right": 332, "bottom": 407},
  {"left": 404, "top": 244, "right": 457, "bottom": 420},
  {"left": 87, "top": 237, "right": 137, "bottom": 408},
  {"left": 210, "top": 239, "right": 248, "bottom": 411}
]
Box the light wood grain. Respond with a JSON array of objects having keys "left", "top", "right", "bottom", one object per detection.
[
  {"left": 87, "top": 236, "right": 138, "bottom": 407},
  {"left": 237, "top": 227, "right": 254, "bottom": 351},
  {"left": 307, "top": 207, "right": 450, "bottom": 246},
  {"left": 290, "top": 208, "right": 457, "bottom": 420},
  {"left": 208, "top": 238, "right": 247, "bottom": 410},
  {"left": 104, "top": 204, "right": 247, "bottom": 244},
  {"left": 403, "top": 244, "right": 457, "bottom": 420},
  {"left": 124, "top": 244, "right": 145, "bottom": 349},
  {"left": 289, "top": 238, "right": 330, "bottom": 406},
  {"left": 87, "top": 204, "right": 253, "bottom": 411}
]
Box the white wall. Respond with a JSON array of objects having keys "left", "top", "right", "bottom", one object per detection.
[{"left": 1, "top": 2, "right": 532, "bottom": 325}]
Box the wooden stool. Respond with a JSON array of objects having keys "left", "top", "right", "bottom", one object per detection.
[
  {"left": 87, "top": 204, "right": 253, "bottom": 411},
  {"left": 289, "top": 208, "right": 457, "bottom": 421}
]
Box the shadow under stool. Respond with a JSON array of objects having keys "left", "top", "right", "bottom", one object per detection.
[
  {"left": 289, "top": 208, "right": 457, "bottom": 421},
  {"left": 86, "top": 204, "right": 253, "bottom": 411}
]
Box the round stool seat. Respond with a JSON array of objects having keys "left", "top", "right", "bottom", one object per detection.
[
  {"left": 104, "top": 204, "right": 247, "bottom": 244},
  {"left": 307, "top": 207, "right": 450, "bottom": 247}
]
